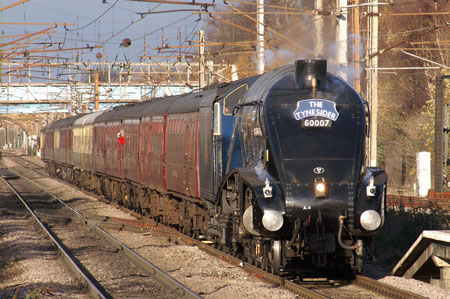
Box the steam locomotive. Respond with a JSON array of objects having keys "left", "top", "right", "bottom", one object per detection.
[{"left": 41, "top": 60, "right": 387, "bottom": 276}]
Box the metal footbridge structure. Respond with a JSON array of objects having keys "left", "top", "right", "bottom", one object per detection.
[{"left": 0, "top": 61, "right": 238, "bottom": 137}]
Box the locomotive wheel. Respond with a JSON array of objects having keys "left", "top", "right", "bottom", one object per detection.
[
  {"left": 243, "top": 243, "right": 250, "bottom": 263},
  {"left": 271, "top": 240, "right": 282, "bottom": 275},
  {"left": 262, "top": 243, "right": 270, "bottom": 272},
  {"left": 262, "top": 240, "right": 282, "bottom": 274}
]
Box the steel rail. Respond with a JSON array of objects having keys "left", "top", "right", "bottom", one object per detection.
[
  {"left": 73, "top": 215, "right": 432, "bottom": 299},
  {"left": 107, "top": 213, "right": 330, "bottom": 299},
  {"left": 7, "top": 152, "right": 328, "bottom": 298},
  {"left": 4, "top": 166, "right": 202, "bottom": 299},
  {"left": 0, "top": 176, "right": 108, "bottom": 299},
  {"left": 185, "top": 238, "right": 330, "bottom": 299},
  {"left": 8, "top": 153, "right": 429, "bottom": 299},
  {"left": 354, "top": 275, "right": 428, "bottom": 299}
]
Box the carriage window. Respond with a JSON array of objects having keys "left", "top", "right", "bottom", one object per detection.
[
  {"left": 54, "top": 130, "right": 60, "bottom": 149},
  {"left": 223, "top": 84, "right": 248, "bottom": 115},
  {"left": 214, "top": 102, "right": 222, "bottom": 136}
]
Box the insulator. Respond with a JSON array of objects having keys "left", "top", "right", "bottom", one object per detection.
[{"left": 121, "top": 38, "right": 132, "bottom": 47}]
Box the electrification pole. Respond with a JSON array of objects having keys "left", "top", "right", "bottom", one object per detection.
[
  {"left": 256, "top": 0, "right": 264, "bottom": 75},
  {"left": 199, "top": 30, "right": 205, "bottom": 89},
  {"left": 368, "top": 0, "right": 379, "bottom": 167},
  {"left": 0, "top": 0, "right": 3, "bottom": 84},
  {"left": 314, "top": 0, "right": 324, "bottom": 56},
  {"left": 337, "top": 0, "right": 348, "bottom": 80},
  {"left": 94, "top": 72, "right": 100, "bottom": 111},
  {"left": 353, "top": 0, "right": 360, "bottom": 93},
  {"left": 434, "top": 76, "right": 450, "bottom": 192}
]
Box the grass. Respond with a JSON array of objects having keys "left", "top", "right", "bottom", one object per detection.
[{"left": 26, "top": 288, "right": 45, "bottom": 299}]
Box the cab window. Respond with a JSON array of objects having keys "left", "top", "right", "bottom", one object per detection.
[{"left": 223, "top": 84, "right": 248, "bottom": 115}]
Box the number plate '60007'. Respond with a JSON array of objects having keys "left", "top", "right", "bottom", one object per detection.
[{"left": 302, "top": 117, "right": 332, "bottom": 128}]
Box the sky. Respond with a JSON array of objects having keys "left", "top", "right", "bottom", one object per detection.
[{"left": 1, "top": 0, "right": 214, "bottom": 64}]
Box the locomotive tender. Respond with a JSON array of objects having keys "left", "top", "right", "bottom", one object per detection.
[{"left": 41, "top": 60, "right": 387, "bottom": 276}]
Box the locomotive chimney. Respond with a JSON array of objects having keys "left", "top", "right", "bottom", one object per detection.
[{"left": 295, "top": 59, "right": 327, "bottom": 90}]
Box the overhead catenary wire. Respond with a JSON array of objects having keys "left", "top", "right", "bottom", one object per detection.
[
  {"left": 75, "top": 2, "right": 206, "bottom": 62},
  {"left": 5, "top": 0, "right": 449, "bottom": 83},
  {"left": 2, "top": 0, "right": 450, "bottom": 122},
  {"left": 71, "top": 3, "right": 163, "bottom": 62},
  {"left": 128, "top": 0, "right": 215, "bottom": 8},
  {"left": 225, "top": 0, "right": 312, "bottom": 12},
  {"left": 2, "top": 0, "right": 243, "bottom": 67},
  {"left": 68, "top": 0, "right": 120, "bottom": 32},
  {"left": 223, "top": 2, "right": 315, "bottom": 55},
  {"left": 8, "top": 0, "right": 192, "bottom": 65},
  {"left": 125, "top": 14, "right": 201, "bottom": 61},
  {"left": 0, "top": 22, "right": 74, "bottom": 25},
  {"left": 400, "top": 50, "right": 450, "bottom": 69},
  {"left": 0, "top": 26, "right": 57, "bottom": 49},
  {"left": 364, "top": 21, "right": 450, "bottom": 60}
]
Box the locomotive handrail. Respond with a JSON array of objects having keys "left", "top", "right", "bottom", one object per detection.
[
  {"left": 363, "top": 99, "right": 371, "bottom": 137},
  {"left": 338, "top": 215, "right": 359, "bottom": 250},
  {"left": 256, "top": 97, "right": 266, "bottom": 138},
  {"left": 232, "top": 100, "right": 262, "bottom": 115}
]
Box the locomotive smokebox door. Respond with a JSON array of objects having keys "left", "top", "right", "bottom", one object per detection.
[{"left": 295, "top": 59, "right": 327, "bottom": 90}]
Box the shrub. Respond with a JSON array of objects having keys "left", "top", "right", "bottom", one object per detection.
[{"left": 374, "top": 202, "right": 450, "bottom": 266}]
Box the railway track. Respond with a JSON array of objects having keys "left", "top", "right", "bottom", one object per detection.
[
  {"left": 0, "top": 162, "right": 200, "bottom": 299},
  {"left": 354, "top": 275, "right": 428, "bottom": 299},
  {"left": 63, "top": 211, "right": 429, "bottom": 299},
  {"left": 0, "top": 170, "right": 107, "bottom": 299},
  {"left": 97, "top": 216, "right": 427, "bottom": 299},
  {"left": 1, "top": 150, "right": 429, "bottom": 298}
]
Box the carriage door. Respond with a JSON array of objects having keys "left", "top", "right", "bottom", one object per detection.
[
  {"left": 184, "top": 113, "right": 198, "bottom": 197},
  {"left": 213, "top": 102, "right": 223, "bottom": 190}
]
